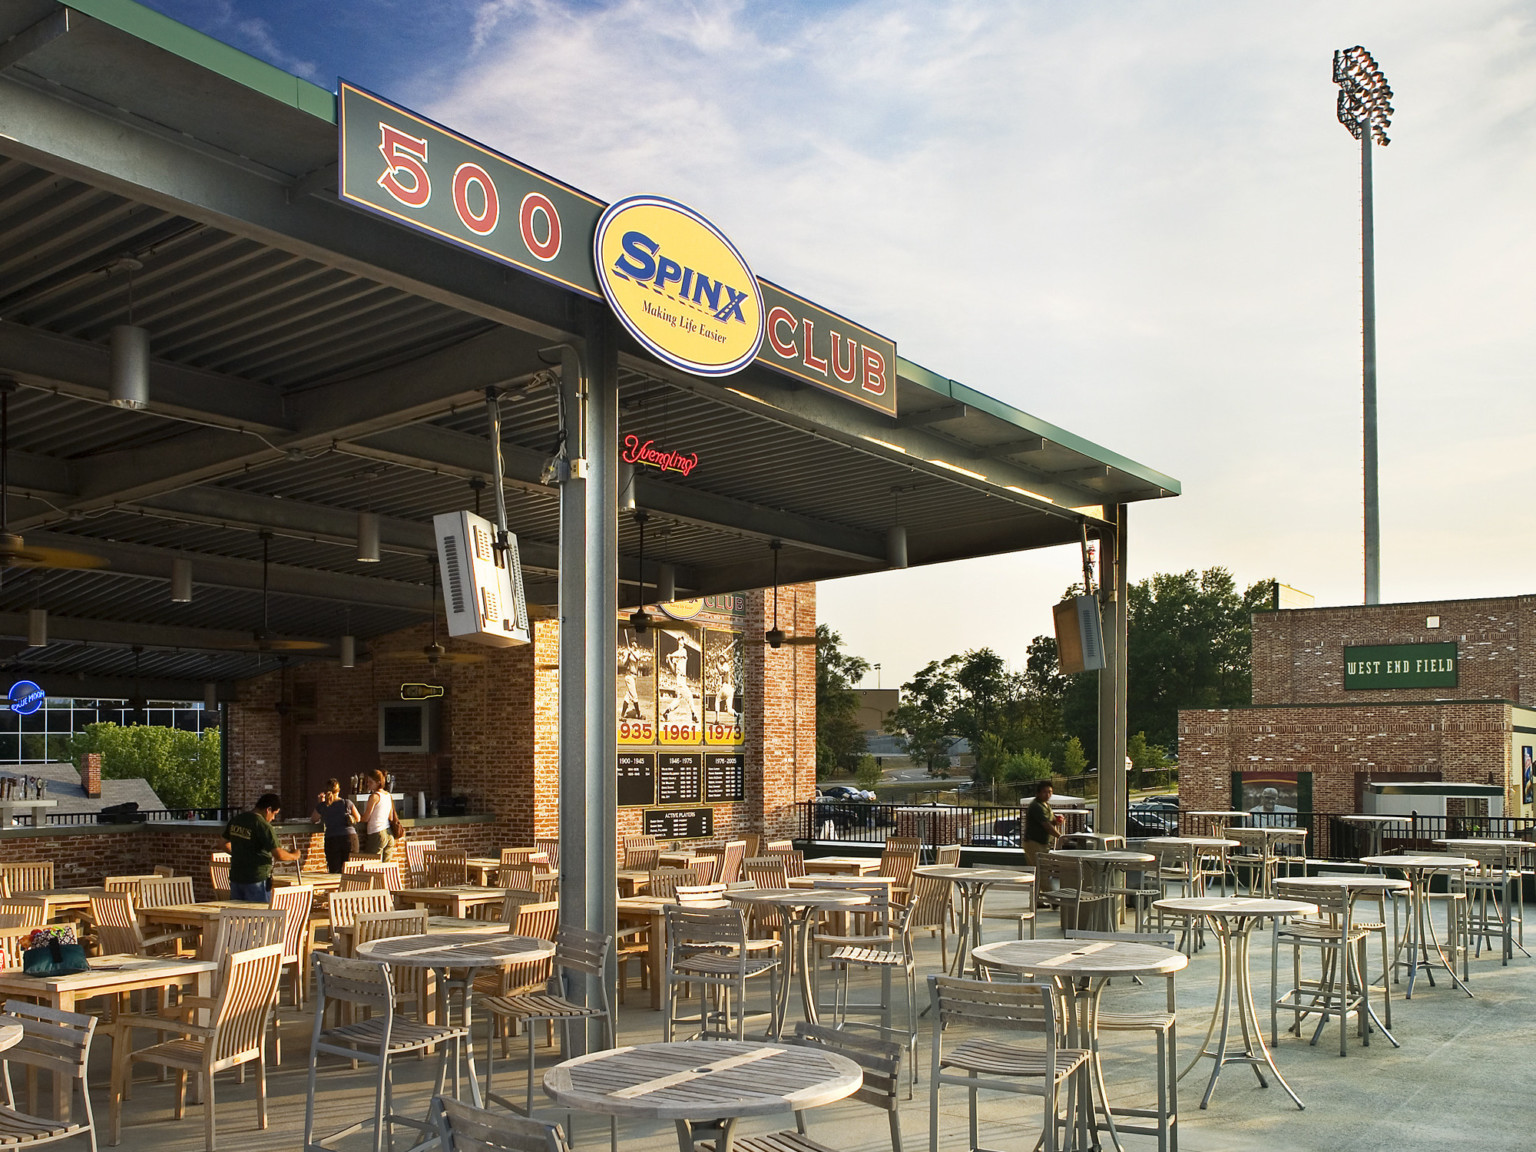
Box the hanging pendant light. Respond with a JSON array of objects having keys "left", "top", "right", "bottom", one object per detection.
[
  {"left": 340, "top": 634, "right": 356, "bottom": 669},
  {"left": 26, "top": 607, "right": 45, "bottom": 647},
  {"left": 203, "top": 682, "right": 218, "bottom": 711},
  {"left": 629, "top": 511, "right": 651, "bottom": 634},
  {"left": 109, "top": 325, "right": 150, "bottom": 409},
  {"left": 656, "top": 562, "right": 676, "bottom": 603},
  {"left": 886, "top": 525, "right": 908, "bottom": 569},
  {"left": 356, "top": 510, "right": 380, "bottom": 562},
  {"left": 170, "top": 557, "right": 193, "bottom": 602}
]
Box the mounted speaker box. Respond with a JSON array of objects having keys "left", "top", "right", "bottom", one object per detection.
[
  {"left": 1053, "top": 594, "right": 1106, "bottom": 674},
  {"left": 434, "top": 510, "right": 530, "bottom": 646}
]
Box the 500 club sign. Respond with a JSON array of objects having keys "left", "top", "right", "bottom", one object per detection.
[{"left": 338, "top": 84, "right": 896, "bottom": 411}]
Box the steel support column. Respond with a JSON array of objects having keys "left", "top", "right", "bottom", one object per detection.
[
  {"left": 1096, "top": 505, "right": 1129, "bottom": 836},
  {"left": 556, "top": 306, "right": 619, "bottom": 1051}
]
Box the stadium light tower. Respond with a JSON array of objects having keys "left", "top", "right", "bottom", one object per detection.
[{"left": 1334, "top": 46, "right": 1393, "bottom": 605}]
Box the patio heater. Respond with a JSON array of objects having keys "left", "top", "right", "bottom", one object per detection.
[{"left": 1333, "top": 46, "right": 1393, "bottom": 604}]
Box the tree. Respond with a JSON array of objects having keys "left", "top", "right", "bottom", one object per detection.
[
  {"left": 1059, "top": 569, "right": 1274, "bottom": 760},
  {"left": 1062, "top": 736, "right": 1088, "bottom": 775},
  {"left": 853, "top": 754, "right": 882, "bottom": 789},
  {"left": 67, "top": 722, "right": 221, "bottom": 810},
  {"left": 885, "top": 656, "right": 960, "bottom": 775},
  {"left": 1126, "top": 730, "right": 1174, "bottom": 789},
  {"left": 815, "top": 624, "right": 870, "bottom": 778}
]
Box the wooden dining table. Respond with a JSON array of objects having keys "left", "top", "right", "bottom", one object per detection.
[
  {"left": 616, "top": 896, "right": 673, "bottom": 1009},
  {"left": 11, "top": 888, "right": 104, "bottom": 920},
  {"left": 139, "top": 901, "right": 255, "bottom": 957},
  {"left": 0, "top": 952, "right": 218, "bottom": 1135},
  {"left": 395, "top": 886, "right": 511, "bottom": 918}
]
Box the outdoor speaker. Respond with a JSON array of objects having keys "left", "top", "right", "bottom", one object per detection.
[{"left": 1053, "top": 594, "right": 1106, "bottom": 674}]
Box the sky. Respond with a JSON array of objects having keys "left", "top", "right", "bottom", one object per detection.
[{"left": 140, "top": 0, "right": 1536, "bottom": 688}]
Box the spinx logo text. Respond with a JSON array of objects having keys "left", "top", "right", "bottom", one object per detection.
[{"left": 609, "top": 232, "right": 750, "bottom": 324}]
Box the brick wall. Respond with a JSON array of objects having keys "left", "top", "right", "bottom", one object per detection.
[
  {"left": 1252, "top": 595, "right": 1536, "bottom": 707},
  {"left": 1178, "top": 699, "right": 1515, "bottom": 818},
  {"left": 226, "top": 586, "right": 818, "bottom": 859}
]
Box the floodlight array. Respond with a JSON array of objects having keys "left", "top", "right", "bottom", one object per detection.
[{"left": 1333, "top": 45, "right": 1393, "bottom": 145}]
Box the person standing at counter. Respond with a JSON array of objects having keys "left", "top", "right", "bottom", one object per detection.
[
  {"left": 1023, "top": 779, "right": 1065, "bottom": 866},
  {"left": 311, "top": 778, "right": 361, "bottom": 873},
  {"left": 224, "top": 793, "right": 302, "bottom": 902},
  {"left": 361, "top": 769, "right": 397, "bottom": 861}
]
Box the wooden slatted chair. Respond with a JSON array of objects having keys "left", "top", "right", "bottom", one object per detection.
[
  {"left": 430, "top": 1096, "right": 572, "bottom": 1152},
  {"left": 326, "top": 890, "right": 395, "bottom": 958},
  {"left": 339, "top": 872, "right": 385, "bottom": 891},
  {"left": 645, "top": 868, "right": 700, "bottom": 900},
  {"left": 0, "top": 897, "right": 48, "bottom": 929},
  {"left": 209, "top": 854, "right": 231, "bottom": 900},
  {"left": 499, "top": 847, "right": 540, "bottom": 868},
  {"left": 0, "top": 861, "right": 53, "bottom": 893},
  {"left": 426, "top": 849, "right": 469, "bottom": 888},
  {"left": 103, "top": 877, "right": 146, "bottom": 898},
  {"left": 534, "top": 838, "right": 560, "bottom": 873},
  {"left": 114, "top": 943, "right": 284, "bottom": 1152},
  {"left": 0, "top": 928, "right": 31, "bottom": 967},
  {"left": 403, "top": 839, "right": 437, "bottom": 887},
  {"left": 304, "top": 951, "right": 468, "bottom": 1152},
  {"left": 878, "top": 849, "right": 919, "bottom": 904},
  {"left": 765, "top": 844, "right": 807, "bottom": 879},
  {"left": 269, "top": 885, "right": 314, "bottom": 1012},
  {"left": 732, "top": 1023, "right": 905, "bottom": 1152},
  {"left": 90, "top": 892, "right": 190, "bottom": 958},
  {"left": 206, "top": 909, "right": 285, "bottom": 957},
  {"left": 480, "top": 928, "right": 614, "bottom": 1121},
  {"left": 621, "top": 835, "right": 660, "bottom": 871},
  {"left": 824, "top": 898, "right": 920, "bottom": 1091},
  {"left": 497, "top": 866, "right": 558, "bottom": 902},
  {"left": 741, "top": 857, "right": 790, "bottom": 937},
  {"left": 674, "top": 882, "right": 730, "bottom": 908},
  {"left": 352, "top": 910, "right": 432, "bottom": 1021},
  {"left": 136, "top": 876, "right": 196, "bottom": 910},
  {"left": 906, "top": 872, "right": 954, "bottom": 972},
  {"left": 928, "top": 975, "right": 1089, "bottom": 1152},
  {"left": 714, "top": 839, "right": 748, "bottom": 886},
  {"left": 476, "top": 902, "right": 559, "bottom": 1048},
  {"left": 0, "top": 1001, "right": 97, "bottom": 1149},
  {"left": 663, "top": 905, "right": 781, "bottom": 1041}
]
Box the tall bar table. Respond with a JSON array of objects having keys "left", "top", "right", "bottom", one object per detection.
[
  {"left": 911, "top": 865, "right": 1035, "bottom": 975},
  {"left": 1154, "top": 896, "right": 1315, "bottom": 1110},
  {"left": 1362, "top": 854, "right": 1475, "bottom": 997}
]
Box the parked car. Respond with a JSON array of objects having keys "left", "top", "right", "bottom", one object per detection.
[
  {"left": 813, "top": 786, "right": 877, "bottom": 834},
  {"left": 1126, "top": 807, "right": 1177, "bottom": 838},
  {"left": 969, "top": 834, "right": 1020, "bottom": 849}
]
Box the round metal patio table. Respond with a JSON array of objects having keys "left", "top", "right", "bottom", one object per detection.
[
  {"left": 912, "top": 865, "right": 1035, "bottom": 975},
  {"left": 543, "top": 1038, "right": 861, "bottom": 1152},
  {"left": 973, "top": 937, "right": 1187, "bottom": 1152},
  {"left": 724, "top": 887, "right": 869, "bottom": 1035},
  {"left": 1360, "top": 855, "right": 1476, "bottom": 998},
  {"left": 356, "top": 929, "right": 555, "bottom": 1108},
  {"left": 1153, "top": 895, "right": 1315, "bottom": 1111}
]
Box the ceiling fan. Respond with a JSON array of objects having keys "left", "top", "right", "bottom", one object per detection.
[
  {"left": 764, "top": 540, "right": 815, "bottom": 649},
  {"left": 0, "top": 381, "right": 107, "bottom": 573},
  {"left": 369, "top": 556, "right": 486, "bottom": 667},
  {"left": 244, "top": 531, "right": 327, "bottom": 652}
]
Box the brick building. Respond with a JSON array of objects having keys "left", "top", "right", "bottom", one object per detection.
[
  {"left": 225, "top": 584, "right": 817, "bottom": 856},
  {"left": 1179, "top": 594, "right": 1536, "bottom": 825}
]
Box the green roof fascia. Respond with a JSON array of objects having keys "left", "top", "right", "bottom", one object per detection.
[
  {"left": 64, "top": 0, "right": 337, "bottom": 121},
  {"left": 897, "top": 355, "right": 1181, "bottom": 496}
]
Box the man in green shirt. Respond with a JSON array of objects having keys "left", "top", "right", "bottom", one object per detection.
[
  {"left": 223, "top": 793, "right": 302, "bottom": 902},
  {"left": 1023, "top": 780, "right": 1065, "bottom": 866}
]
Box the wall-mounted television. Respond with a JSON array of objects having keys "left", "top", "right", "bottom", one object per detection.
[{"left": 378, "top": 700, "right": 438, "bottom": 754}]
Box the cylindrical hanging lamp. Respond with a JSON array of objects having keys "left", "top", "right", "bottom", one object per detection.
[
  {"left": 26, "top": 608, "right": 46, "bottom": 647},
  {"left": 886, "top": 524, "right": 908, "bottom": 569},
  {"left": 656, "top": 562, "right": 676, "bottom": 603},
  {"left": 356, "top": 511, "right": 380, "bottom": 562},
  {"left": 203, "top": 682, "right": 218, "bottom": 711},
  {"left": 170, "top": 557, "right": 193, "bottom": 602},
  {"left": 340, "top": 635, "right": 356, "bottom": 669},
  {"left": 109, "top": 325, "right": 150, "bottom": 409}
]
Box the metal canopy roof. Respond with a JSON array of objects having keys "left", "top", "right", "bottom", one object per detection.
[{"left": 0, "top": 0, "right": 1179, "bottom": 698}]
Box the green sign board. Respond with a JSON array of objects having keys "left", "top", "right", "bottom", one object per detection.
[
  {"left": 1343, "top": 643, "right": 1458, "bottom": 690},
  {"left": 337, "top": 83, "right": 897, "bottom": 409}
]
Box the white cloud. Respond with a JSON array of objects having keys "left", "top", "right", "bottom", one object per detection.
[{"left": 417, "top": 0, "right": 1536, "bottom": 684}]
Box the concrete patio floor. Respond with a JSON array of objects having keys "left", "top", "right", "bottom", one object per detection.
[{"left": 90, "top": 889, "right": 1530, "bottom": 1152}]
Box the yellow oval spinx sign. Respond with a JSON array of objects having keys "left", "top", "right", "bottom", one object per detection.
[{"left": 594, "top": 196, "right": 764, "bottom": 377}]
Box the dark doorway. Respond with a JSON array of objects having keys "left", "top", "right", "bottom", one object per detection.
[{"left": 302, "top": 734, "right": 379, "bottom": 809}]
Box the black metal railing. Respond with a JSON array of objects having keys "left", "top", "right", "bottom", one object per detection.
[
  {"left": 2, "top": 807, "right": 240, "bottom": 829},
  {"left": 797, "top": 800, "right": 1089, "bottom": 849},
  {"left": 798, "top": 800, "right": 1536, "bottom": 861}
]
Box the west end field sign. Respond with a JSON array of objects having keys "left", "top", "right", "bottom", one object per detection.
[{"left": 1344, "top": 643, "right": 1459, "bottom": 690}]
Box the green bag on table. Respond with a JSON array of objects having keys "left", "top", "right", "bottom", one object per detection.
[{"left": 21, "top": 925, "right": 90, "bottom": 977}]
